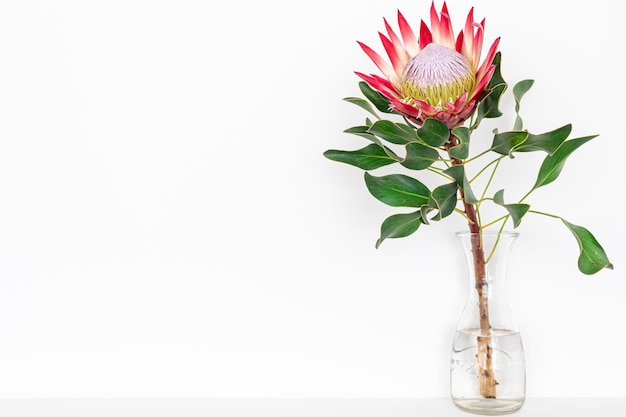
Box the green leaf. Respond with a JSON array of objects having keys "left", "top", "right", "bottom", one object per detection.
[
  {"left": 491, "top": 125, "right": 572, "bottom": 156},
  {"left": 493, "top": 189, "right": 530, "bottom": 228},
  {"left": 444, "top": 165, "right": 478, "bottom": 204},
  {"left": 427, "top": 182, "right": 459, "bottom": 221},
  {"left": 359, "top": 81, "right": 395, "bottom": 114},
  {"left": 512, "top": 79, "right": 534, "bottom": 130},
  {"left": 375, "top": 211, "right": 423, "bottom": 248},
  {"left": 516, "top": 124, "right": 571, "bottom": 154},
  {"left": 343, "top": 125, "right": 403, "bottom": 161},
  {"left": 475, "top": 52, "right": 507, "bottom": 125},
  {"left": 401, "top": 142, "right": 439, "bottom": 170},
  {"left": 323, "top": 144, "right": 398, "bottom": 170},
  {"left": 450, "top": 127, "right": 470, "bottom": 159},
  {"left": 343, "top": 97, "right": 379, "bottom": 119},
  {"left": 532, "top": 135, "right": 597, "bottom": 190},
  {"left": 561, "top": 219, "right": 613, "bottom": 275},
  {"left": 490, "top": 131, "right": 529, "bottom": 156},
  {"left": 368, "top": 120, "right": 418, "bottom": 145},
  {"left": 417, "top": 118, "right": 450, "bottom": 147},
  {"left": 344, "top": 125, "right": 376, "bottom": 141},
  {"left": 513, "top": 79, "right": 534, "bottom": 112},
  {"left": 364, "top": 172, "right": 430, "bottom": 207}
]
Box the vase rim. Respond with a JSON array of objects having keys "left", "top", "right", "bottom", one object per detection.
[{"left": 455, "top": 230, "right": 519, "bottom": 238}]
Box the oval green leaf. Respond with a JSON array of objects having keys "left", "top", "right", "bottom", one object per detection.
[
  {"left": 427, "top": 182, "right": 459, "bottom": 221},
  {"left": 401, "top": 142, "right": 439, "bottom": 170},
  {"left": 375, "top": 211, "right": 423, "bottom": 248},
  {"left": 364, "top": 173, "right": 430, "bottom": 208},
  {"left": 561, "top": 219, "right": 613, "bottom": 275},
  {"left": 532, "top": 135, "right": 597, "bottom": 190},
  {"left": 368, "top": 120, "right": 418, "bottom": 145},
  {"left": 323, "top": 144, "right": 398, "bottom": 170},
  {"left": 490, "top": 131, "right": 529, "bottom": 156},
  {"left": 417, "top": 118, "right": 450, "bottom": 147}
]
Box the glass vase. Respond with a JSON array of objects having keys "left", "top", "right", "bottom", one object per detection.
[{"left": 450, "top": 231, "right": 526, "bottom": 415}]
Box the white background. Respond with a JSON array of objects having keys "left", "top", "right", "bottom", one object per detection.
[{"left": 0, "top": 0, "right": 623, "bottom": 399}]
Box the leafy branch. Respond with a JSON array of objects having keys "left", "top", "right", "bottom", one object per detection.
[{"left": 323, "top": 56, "right": 612, "bottom": 275}]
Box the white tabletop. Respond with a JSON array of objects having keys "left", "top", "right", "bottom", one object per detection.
[{"left": 0, "top": 398, "right": 623, "bottom": 417}]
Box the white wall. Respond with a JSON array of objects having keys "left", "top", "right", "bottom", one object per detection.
[{"left": 0, "top": 0, "right": 623, "bottom": 399}]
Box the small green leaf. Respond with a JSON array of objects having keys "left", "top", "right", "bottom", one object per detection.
[
  {"left": 513, "top": 80, "right": 534, "bottom": 111},
  {"left": 344, "top": 125, "right": 376, "bottom": 141},
  {"left": 512, "top": 79, "right": 534, "bottom": 130},
  {"left": 493, "top": 189, "right": 530, "bottom": 228},
  {"left": 532, "top": 135, "right": 597, "bottom": 190},
  {"left": 323, "top": 144, "right": 399, "bottom": 170},
  {"left": 364, "top": 172, "right": 430, "bottom": 207},
  {"left": 450, "top": 127, "right": 470, "bottom": 159},
  {"left": 490, "top": 131, "right": 529, "bottom": 156},
  {"left": 359, "top": 81, "right": 395, "bottom": 114},
  {"left": 427, "top": 182, "right": 459, "bottom": 221},
  {"left": 401, "top": 142, "right": 439, "bottom": 170},
  {"left": 562, "top": 219, "right": 613, "bottom": 275},
  {"left": 343, "top": 97, "right": 379, "bottom": 119},
  {"left": 368, "top": 120, "right": 418, "bottom": 145},
  {"left": 444, "top": 165, "right": 478, "bottom": 204},
  {"left": 343, "top": 126, "right": 402, "bottom": 161},
  {"left": 417, "top": 118, "right": 450, "bottom": 147},
  {"left": 376, "top": 211, "right": 423, "bottom": 248}
]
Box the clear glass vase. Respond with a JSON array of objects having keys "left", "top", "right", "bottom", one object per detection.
[{"left": 450, "top": 231, "right": 526, "bottom": 415}]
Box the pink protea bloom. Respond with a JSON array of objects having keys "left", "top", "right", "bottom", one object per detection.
[{"left": 356, "top": 1, "right": 500, "bottom": 129}]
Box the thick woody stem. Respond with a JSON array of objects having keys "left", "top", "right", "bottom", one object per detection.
[{"left": 446, "top": 134, "right": 497, "bottom": 399}]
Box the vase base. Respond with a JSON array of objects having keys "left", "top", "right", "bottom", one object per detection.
[{"left": 452, "top": 397, "right": 524, "bottom": 415}]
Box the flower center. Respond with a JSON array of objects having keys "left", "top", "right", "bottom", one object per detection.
[{"left": 401, "top": 43, "right": 475, "bottom": 108}]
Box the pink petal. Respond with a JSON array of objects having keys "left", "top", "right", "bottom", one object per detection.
[
  {"left": 455, "top": 31, "right": 464, "bottom": 54},
  {"left": 419, "top": 20, "right": 433, "bottom": 48},
  {"left": 368, "top": 73, "right": 401, "bottom": 96},
  {"left": 355, "top": 72, "right": 401, "bottom": 100},
  {"left": 389, "top": 98, "right": 420, "bottom": 118},
  {"left": 468, "top": 65, "right": 496, "bottom": 102},
  {"left": 475, "top": 37, "right": 500, "bottom": 80},
  {"left": 412, "top": 98, "right": 438, "bottom": 115},
  {"left": 379, "top": 32, "right": 404, "bottom": 78},
  {"left": 397, "top": 10, "right": 419, "bottom": 55},
  {"left": 450, "top": 90, "right": 469, "bottom": 110},
  {"left": 461, "top": 7, "right": 475, "bottom": 60},
  {"left": 433, "top": 2, "right": 455, "bottom": 48},
  {"left": 384, "top": 18, "right": 410, "bottom": 67},
  {"left": 357, "top": 41, "right": 395, "bottom": 80},
  {"left": 476, "top": 18, "right": 486, "bottom": 52},
  {"left": 429, "top": 1, "right": 441, "bottom": 42},
  {"left": 472, "top": 19, "right": 486, "bottom": 70}
]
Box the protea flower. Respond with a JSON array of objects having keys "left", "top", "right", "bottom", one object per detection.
[{"left": 356, "top": 1, "right": 500, "bottom": 128}]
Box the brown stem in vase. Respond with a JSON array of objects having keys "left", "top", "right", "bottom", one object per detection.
[{"left": 446, "top": 133, "right": 497, "bottom": 399}]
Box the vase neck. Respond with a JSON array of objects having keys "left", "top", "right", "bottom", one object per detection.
[{"left": 455, "top": 231, "right": 519, "bottom": 333}]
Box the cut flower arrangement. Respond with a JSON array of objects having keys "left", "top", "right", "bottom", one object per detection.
[{"left": 324, "top": 1, "right": 613, "bottom": 414}]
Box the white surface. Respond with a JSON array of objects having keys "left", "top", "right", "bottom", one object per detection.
[
  {"left": 0, "top": 0, "right": 624, "bottom": 399},
  {"left": 0, "top": 399, "right": 624, "bottom": 417}
]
